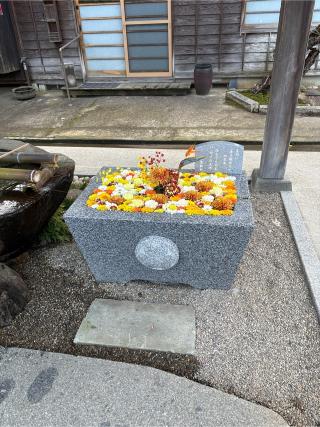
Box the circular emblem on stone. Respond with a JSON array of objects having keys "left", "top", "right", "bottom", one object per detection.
[{"left": 135, "top": 235, "right": 179, "bottom": 270}]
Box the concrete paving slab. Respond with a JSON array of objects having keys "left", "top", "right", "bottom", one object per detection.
[
  {"left": 1, "top": 87, "right": 320, "bottom": 142},
  {"left": 281, "top": 191, "right": 320, "bottom": 319},
  {"left": 0, "top": 346, "right": 287, "bottom": 426},
  {"left": 74, "top": 298, "right": 195, "bottom": 354}
]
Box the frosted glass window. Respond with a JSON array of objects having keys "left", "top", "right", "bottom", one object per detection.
[
  {"left": 243, "top": 0, "right": 320, "bottom": 31},
  {"left": 246, "top": 0, "right": 280, "bottom": 13},
  {"left": 83, "top": 33, "right": 123, "bottom": 45},
  {"left": 81, "top": 19, "right": 122, "bottom": 32},
  {"left": 86, "top": 46, "right": 125, "bottom": 59},
  {"left": 87, "top": 59, "right": 125, "bottom": 71},
  {"left": 79, "top": 4, "right": 121, "bottom": 19},
  {"left": 245, "top": 13, "right": 280, "bottom": 25}
]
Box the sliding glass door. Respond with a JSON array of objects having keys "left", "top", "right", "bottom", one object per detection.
[{"left": 77, "top": 0, "right": 172, "bottom": 78}]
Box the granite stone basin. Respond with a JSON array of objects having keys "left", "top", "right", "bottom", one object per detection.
[{"left": 64, "top": 169, "right": 254, "bottom": 289}]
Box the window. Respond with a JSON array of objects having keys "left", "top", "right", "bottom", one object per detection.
[
  {"left": 241, "top": 0, "right": 320, "bottom": 33},
  {"left": 77, "top": 0, "right": 172, "bottom": 77}
]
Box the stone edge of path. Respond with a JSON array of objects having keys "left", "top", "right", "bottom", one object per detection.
[
  {"left": 226, "top": 90, "right": 320, "bottom": 116},
  {"left": 281, "top": 191, "right": 320, "bottom": 320},
  {"left": 0, "top": 346, "right": 288, "bottom": 426}
]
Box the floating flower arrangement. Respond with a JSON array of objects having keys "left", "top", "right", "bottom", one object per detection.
[{"left": 86, "top": 149, "right": 237, "bottom": 216}]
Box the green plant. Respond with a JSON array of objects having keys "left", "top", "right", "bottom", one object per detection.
[{"left": 39, "top": 198, "right": 73, "bottom": 244}]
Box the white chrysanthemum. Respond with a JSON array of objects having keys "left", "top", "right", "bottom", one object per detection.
[
  {"left": 210, "top": 187, "right": 224, "bottom": 197},
  {"left": 92, "top": 204, "right": 99, "bottom": 209},
  {"left": 121, "top": 169, "right": 130, "bottom": 177},
  {"left": 175, "top": 198, "right": 189, "bottom": 207},
  {"left": 181, "top": 185, "right": 196, "bottom": 193},
  {"left": 111, "top": 187, "right": 125, "bottom": 196},
  {"left": 145, "top": 200, "right": 158, "bottom": 209},
  {"left": 202, "top": 195, "right": 214, "bottom": 203},
  {"left": 223, "top": 175, "right": 236, "bottom": 181},
  {"left": 104, "top": 201, "right": 114, "bottom": 209},
  {"left": 203, "top": 204, "right": 213, "bottom": 211},
  {"left": 163, "top": 203, "right": 180, "bottom": 214},
  {"left": 98, "top": 185, "right": 107, "bottom": 191},
  {"left": 210, "top": 177, "right": 224, "bottom": 184}
]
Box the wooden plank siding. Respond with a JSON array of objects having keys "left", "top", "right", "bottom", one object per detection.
[
  {"left": 10, "top": 0, "right": 320, "bottom": 84},
  {"left": 173, "top": 0, "right": 273, "bottom": 78},
  {"left": 172, "top": 0, "right": 319, "bottom": 78},
  {"left": 13, "top": 0, "right": 82, "bottom": 84}
]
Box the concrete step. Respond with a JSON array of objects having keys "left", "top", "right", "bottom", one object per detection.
[
  {"left": 62, "top": 81, "right": 192, "bottom": 97},
  {"left": 0, "top": 346, "right": 288, "bottom": 426}
]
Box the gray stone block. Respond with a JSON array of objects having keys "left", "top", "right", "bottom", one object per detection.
[
  {"left": 225, "top": 90, "right": 260, "bottom": 113},
  {"left": 195, "top": 140, "right": 244, "bottom": 175},
  {"left": 251, "top": 168, "right": 292, "bottom": 192},
  {"left": 74, "top": 298, "right": 195, "bottom": 354},
  {"left": 64, "top": 170, "right": 254, "bottom": 289}
]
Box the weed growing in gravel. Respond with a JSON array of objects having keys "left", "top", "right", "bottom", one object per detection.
[{"left": 39, "top": 198, "right": 73, "bottom": 244}]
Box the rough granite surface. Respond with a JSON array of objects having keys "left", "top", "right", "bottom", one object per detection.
[
  {"left": 64, "top": 171, "right": 254, "bottom": 289},
  {"left": 0, "top": 347, "right": 287, "bottom": 427},
  {"left": 1, "top": 194, "right": 320, "bottom": 426}
]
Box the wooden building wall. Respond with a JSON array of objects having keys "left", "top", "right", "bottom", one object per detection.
[
  {"left": 12, "top": 0, "right": 82, "bottom": 84},
  {"left": 173, "top": 0, "right": 320, "bottom": 79},
  {"left": 10, "top": 0, "right": 320, "bottom": 84}
]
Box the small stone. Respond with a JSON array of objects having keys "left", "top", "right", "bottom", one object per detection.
[{"left": 0, "top": 263, "right": 29, "bottom": 328}]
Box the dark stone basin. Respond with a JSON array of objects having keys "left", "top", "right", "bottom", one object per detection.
[{"left": 0, "top": 141, "right": 74, "bottom": 261}]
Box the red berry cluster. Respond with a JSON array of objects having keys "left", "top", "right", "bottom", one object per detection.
[{"left": 147, "top": 151, "right": 166, "bottom": 167}]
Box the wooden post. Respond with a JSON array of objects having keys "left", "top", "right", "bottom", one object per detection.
[{"left": 252, "top": 0, "right": 315, "bottom": 192}]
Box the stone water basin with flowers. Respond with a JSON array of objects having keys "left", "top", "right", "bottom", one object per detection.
[{"left": 64, "top": 150, "right": 253, "bottom": 289}]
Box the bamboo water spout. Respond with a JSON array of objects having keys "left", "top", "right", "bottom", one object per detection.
[
  {"left": 0, "top": 153, "right": 59, "bottom": 165},
  {"left": 0, "top": 167, "right": 54, "bottom": 189}
]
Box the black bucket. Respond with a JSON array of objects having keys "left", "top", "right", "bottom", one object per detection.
[{"left": 194, "top": 64, "right": 213, "bottom": 95}]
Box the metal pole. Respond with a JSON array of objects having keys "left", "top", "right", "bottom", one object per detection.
[
  {"left": 58, "top": 35, "right": 80, "bottom": 104},
  {"left": 252, "top": 0, "right": 315, "bottom": 192}
]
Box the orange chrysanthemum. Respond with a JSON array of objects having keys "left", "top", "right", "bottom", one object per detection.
[
  {"left": 149, "top": 166, "right": 170, "bottom": 186},
  {"left": 153, "top": 194, "right": 168, "bottom": 204},
  {"left": 183, "top": 190, "right": 200, "bottom": 201},
  {"left": 211, "top": 197, "right": 234, "bottom": 211},
  {"left": 110, "top": 195, "right": 124, "bottom": 205},
  {"left": 195, "top": 181, "right": 214, "bottom": 192},
  {"left": 185, "top": 145, "right": 195, "bottom": 158}
]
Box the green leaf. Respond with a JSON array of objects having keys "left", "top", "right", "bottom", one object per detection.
[{"left": 178, "top": 156, "right": 206, "bottom": 172}]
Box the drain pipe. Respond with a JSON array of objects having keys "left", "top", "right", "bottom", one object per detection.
[
  {"left": 58, "top": 35, "right": 80, "bottom": 104},
  {"left": 21, "top": 57, "right": 30, "bottom": 86}
]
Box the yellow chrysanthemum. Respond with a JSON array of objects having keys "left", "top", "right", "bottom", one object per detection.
[{"left": 87, "top": 166, "right": 237, "bottom": 216}]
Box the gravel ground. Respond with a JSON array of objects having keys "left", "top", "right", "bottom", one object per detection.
[{"left": 1, "top": 193, "right": 320, "bottom": 426}]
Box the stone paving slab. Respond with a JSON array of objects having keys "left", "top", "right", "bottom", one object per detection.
[
  {"left": 74, "top": 298, "right": 195, "bottom": 354},
  {"left": 1, "top": 87, "right": 320, "bottom": 142},
  {"left": 0, "top": 346, "right": 287, "bottom": 427}
]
